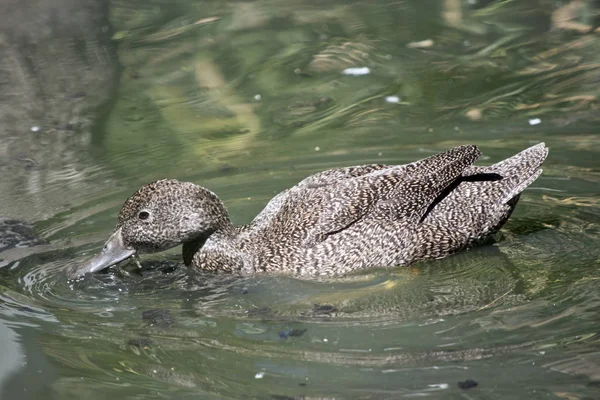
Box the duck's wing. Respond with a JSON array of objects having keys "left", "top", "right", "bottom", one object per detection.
[
  {"left": 249, "top": 164, "right": 390, "bottom": 230},
  {"left": 306, "top": 145, "right": 482, "bottom": 245},
  {"left": 254, "top": 145, "right": 482, "bottom": 246}
]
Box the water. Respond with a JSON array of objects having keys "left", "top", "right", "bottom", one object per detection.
[{"left": 1, "top": 0, "right": 600, "bottom": 398}]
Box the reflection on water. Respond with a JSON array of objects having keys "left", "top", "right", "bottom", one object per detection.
[{"left": 1, "top": 0, "right": 600, "bottom": 398}]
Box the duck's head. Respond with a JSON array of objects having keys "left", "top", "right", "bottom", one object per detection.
[{"left": 69, "top": 179, "right": 230, "bottom": 278}]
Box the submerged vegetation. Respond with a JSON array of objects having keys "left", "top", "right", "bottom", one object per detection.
[{"left": 103, "top": 0, "right": 599, "bottom": 176}]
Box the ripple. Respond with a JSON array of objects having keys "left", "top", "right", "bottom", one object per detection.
[
  {"left": 0, "top": 150, "right": 598, "bottom": 398},
  {"left": 3, "top": 212, "right": 599, "bottom": 398}
]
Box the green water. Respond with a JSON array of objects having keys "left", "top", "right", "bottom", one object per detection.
[{"left": 1, "top": 0, "right": 600, "bottom": 399}]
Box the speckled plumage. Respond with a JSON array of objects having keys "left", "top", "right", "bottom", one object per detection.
[{"left": 81, "top": 143, "right": 548, "bottom": 277}]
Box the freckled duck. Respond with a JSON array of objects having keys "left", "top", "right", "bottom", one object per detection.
[{"left": 69, "top": 143, "right": 548, "bottom": 278}]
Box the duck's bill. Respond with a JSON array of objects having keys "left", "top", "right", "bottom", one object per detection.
[{"left": 68, "top": 228, "right": 136, "bottom": 279}]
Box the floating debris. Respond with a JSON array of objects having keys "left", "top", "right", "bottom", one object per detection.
[
  {"left": 343, "top": 67, "right": 370, "bottom": 76},
  {"left": 254, "top": 94, "right": 262, "bottom": 101},
  {"left": 529, "top": 118, "right": 542, "bottom": 126},
  {"left": 466, "top": 108, "right": 482, "bottom": 120},
  {"left": 458, "top": 379, "right": 478, "bottom": 390},
  {"left": 407, "top": 39, "right": 434, "bottom": 49},
  {"left": 30, "top": 126, "right": 40, "bottom": 132},
  {"left": 385, "top": 96, "right": 400, "bottom": 104},
  {"left": 255, "top": 371, "right": 265, "bottom": 379}
]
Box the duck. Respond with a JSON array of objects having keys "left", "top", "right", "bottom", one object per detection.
[{"left": 69, "top": 143, "right": 548, "bottom": 279}]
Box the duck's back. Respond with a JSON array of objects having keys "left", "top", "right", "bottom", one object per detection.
[{"left": 240, "top": 143, "right": 548, "bottom": 276}]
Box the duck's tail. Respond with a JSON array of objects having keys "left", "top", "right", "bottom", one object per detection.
[
  {"left": 462, "top": 142, "right": 548, "bottom": 205},
  {"left": 487, "top": 143, "right": 548, "bottom": 204}
]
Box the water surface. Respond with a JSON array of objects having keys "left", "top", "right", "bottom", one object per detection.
[{"left": 1, "top": 0, "right": 599, "bottom": 399}]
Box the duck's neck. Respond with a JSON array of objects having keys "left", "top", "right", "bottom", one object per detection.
[
  {"left": 182, "top": 238, "right": 204, "bottom": 266},
  {"left": 181, "top": 222, "right": 237, "bottom": 266}
]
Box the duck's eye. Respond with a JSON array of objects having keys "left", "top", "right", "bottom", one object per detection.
[{"left": 138, "top": 211, "right": 150, "bottom": 220}]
